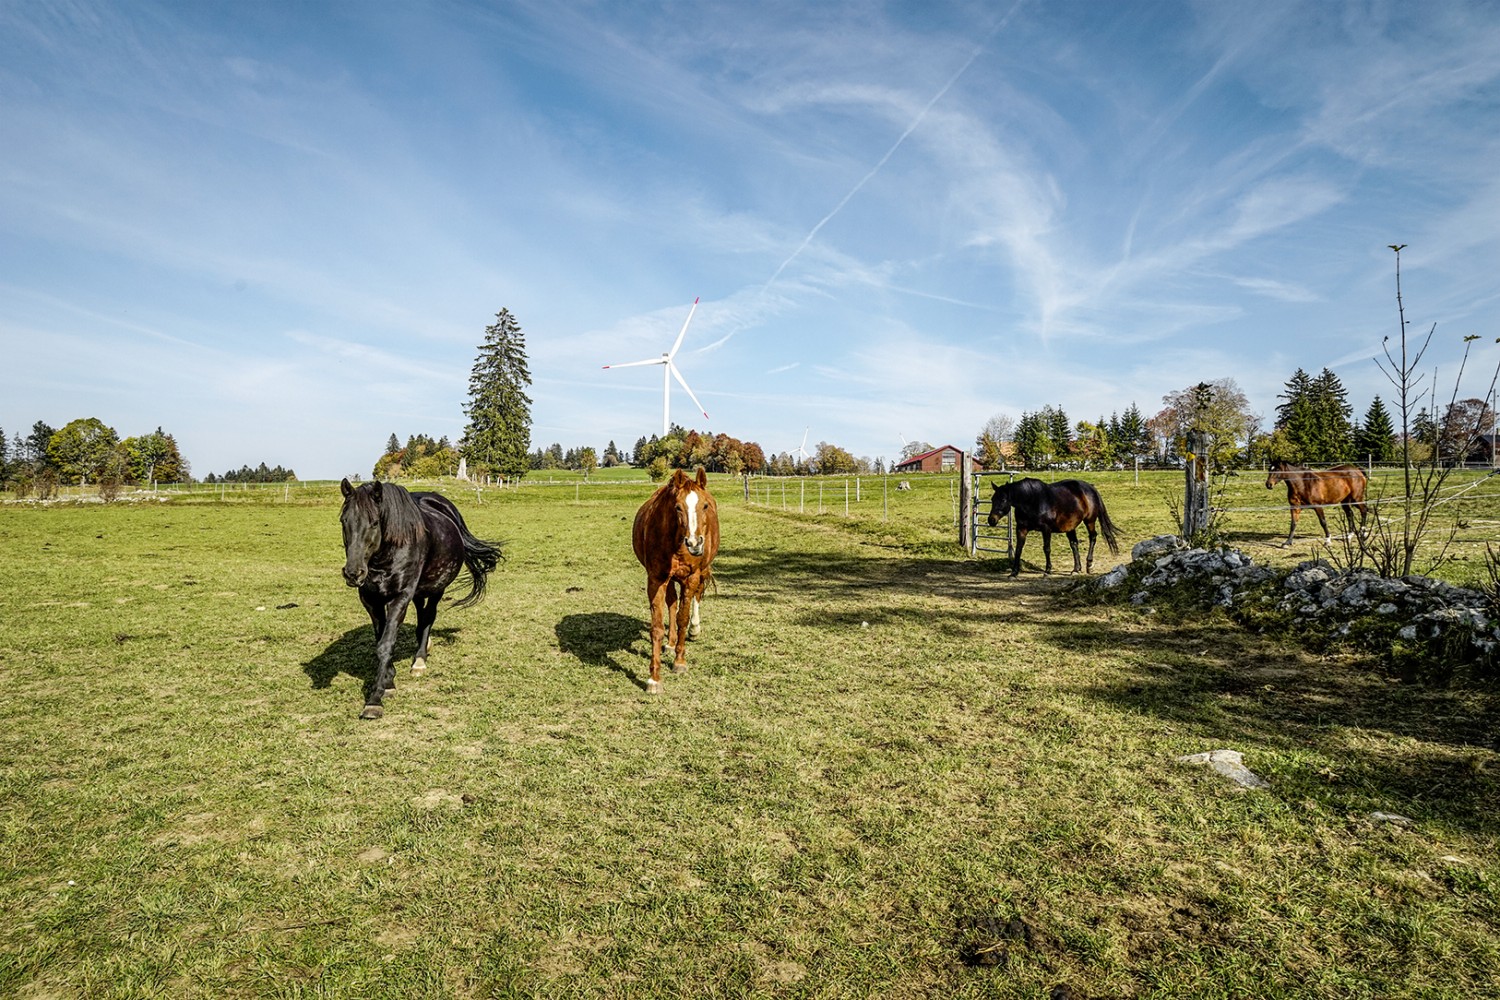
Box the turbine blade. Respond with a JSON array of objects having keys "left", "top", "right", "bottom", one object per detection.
[
  {"left": 602, "top": 357, "right": 667, "bottom": 370},
  {"left": 667, "top": 297, "right": 700, "bottom": 358},
  {"left": 669, "top": 362, "right": 709, "bottom": 421}
]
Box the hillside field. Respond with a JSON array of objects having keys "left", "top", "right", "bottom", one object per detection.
[{"left": 1, "top": 473, "right": 1496, "bottom": 998}]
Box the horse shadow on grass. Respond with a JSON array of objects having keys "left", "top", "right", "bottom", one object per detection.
[
  {"left": 303, "top": 624, "right": 459, "bottom": 701},
  {"left": 555, "top": 612, "right": 650, "bottom": 692}
]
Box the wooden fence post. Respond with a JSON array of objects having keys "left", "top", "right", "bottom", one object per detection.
[{"left": 958, "top": 451, "right": 974, "bottom": 550}]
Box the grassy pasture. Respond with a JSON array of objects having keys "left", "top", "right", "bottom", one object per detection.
[{"left": 1, "top": 476, "right": 1497, "bottom": 998}]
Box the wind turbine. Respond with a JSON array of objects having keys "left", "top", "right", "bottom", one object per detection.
[
  {"left": 602, "top": 298, "right": 709, "bottom": 438},
  {"left": 794, "top": 428, "right": 811, "bottom": 463}
]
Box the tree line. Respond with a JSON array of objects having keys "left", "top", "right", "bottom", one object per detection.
[
  {"left": 436, "top": 305, "right": 1498, "bottom": 488},
  {"left": 972, "top": 367, "right": 1491, "bottom": 473},
  {"left": 0, "top": 417, "right": 308, "bottom": 495},
  {"left": 1, "top": 418, "right": 192, "bottom": 496}
]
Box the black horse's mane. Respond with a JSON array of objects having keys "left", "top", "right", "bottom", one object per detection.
[{"left": 345, "top": 482, "right": 426, "bottom": 547}]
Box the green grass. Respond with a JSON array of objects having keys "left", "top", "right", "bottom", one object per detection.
[{"left": 1, "top": 478, "right": 1496, "bottom": 998}]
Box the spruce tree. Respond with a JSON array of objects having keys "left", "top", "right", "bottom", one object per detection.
[
  {"left": 462, "top": 308, "right": 534, "bottom": 480},
  {"left": 1275, "top": 368, "right": 1315, "bottom": 460},
  {"left": 1118, "top": 403, "right": 1148, "bottom": 461},
  {"left": 1357, "top": 396, "right": 1397, "bottom": 462},
  {"left": 1309, "top": 368, "right": 1354, "bottom": 462},
  {"left": 1045, "top": 405, "right": 1072, "bottom": 457}
]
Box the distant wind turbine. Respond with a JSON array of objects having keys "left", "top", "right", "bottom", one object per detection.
[{"left": 602, "top": 298, "right": 709, "bottom": 438}]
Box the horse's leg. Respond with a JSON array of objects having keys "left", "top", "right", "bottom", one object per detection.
[
  {"left": 671, "top": 580, "right": 695, "bottom": 674},
  {"left": 1064, "top": 529, "right": 1082, "bottom": 573},
  {"left": 1083, "top": 520, "right": 1099, "bottom": 573},
  {"left": 362, "top": 593, "right": 411, "bottom": 719},
  {"left": 645, "top": 577, "right": 669, "bottom": 694},
  {"left": 1041, "top": 529, "right": 1054, "bottom": 574},
  {"left": 1284, "top": 503, "right": 1300, "bottom": 546},
  {"left": 1010, "top": 528, "right": 1028, "bottom": 577},
  {"left": 688, "top": 592, "right": 702, "bottom": 641},
  {"left": 411, "top": 594, "right": 438, "bottom": 675},
  {"left": 1313, "top": 504, "right": 1331, "bottom": 539},
  {"left": 663, "top": 581, "right": 680, "bottom": 652}
]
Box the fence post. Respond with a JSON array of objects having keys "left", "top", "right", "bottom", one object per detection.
[
  {"left": 958, "top": 452, "right": 974, "bottom": 550},
  {"left": 1183, "top": 430, "right": 1208, "bottom": 537}
]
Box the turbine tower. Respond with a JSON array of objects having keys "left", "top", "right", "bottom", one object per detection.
[{"left": 602, "top": 298, "right": 709, "bottom": 438}]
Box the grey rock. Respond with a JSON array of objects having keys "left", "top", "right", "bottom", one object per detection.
[{"left": 1176, "top": 749, "right": 1270, "bottom": 789}]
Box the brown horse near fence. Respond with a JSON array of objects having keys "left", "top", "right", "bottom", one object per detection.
[
  {"left": 633, "top": 468, "right": 719, "bottom": 694},
  {"left": 1265, "top": 460, "right": 1368, "bottom": 546}
]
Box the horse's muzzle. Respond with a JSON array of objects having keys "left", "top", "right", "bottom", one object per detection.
[
  {"left": 685, "top": 536, "right": 705, "bottom": 558},
  {"left": 342, "top": 566, "right": 366, "bottom": 587}
]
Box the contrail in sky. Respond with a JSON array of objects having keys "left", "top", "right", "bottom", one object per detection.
[{"left": 762, "top": 6, "right": 1021, "bottom": 294}]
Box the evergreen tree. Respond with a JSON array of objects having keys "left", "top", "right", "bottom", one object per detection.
[
  {"left": 26, "top": 421, "right": 56, "bottom": 469},
  {"left": 461, "top": 308, "right": 534, "bottom": 480},
  {"left": 1308, "top": 368, "right": 1354, "bottom": 462},
  {"left": 1012, "top": 411, "right": 1053, "bottom": 468},
  {"left": 1356, "top": 396, "right": 1397, "bottom": 463},
  {"left": 386, "top": 433, "right": 401, "bottom": 454},
  {"left": 1274, "top": 368, "right": 1315, "bottom": 460},
  {"left": 1044, "top": 405, "right": 1072, "bottom": 458},
  {"left": 1117, "top": 403, "right": 1148, "bottom": 461}
]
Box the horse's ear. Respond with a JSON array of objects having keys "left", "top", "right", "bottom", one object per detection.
[
  {"left": 696, "top": 467, "right": 707, "bottom": 489},
  {"left": 371, "top": 481, "right": 383, "bottom": 502},
  {"left": 340, "top": 477, "right": 353, "bottom": 497}
]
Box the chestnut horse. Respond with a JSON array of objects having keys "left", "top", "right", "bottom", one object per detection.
[
  {"left": 339, "top": 479, "right": 501, "bottom": 719},
  {"left": 1265, "top": 460, "right": 1368, "bottom": 546},
  {"left": 987, "top": 478, "right": 1119, "bottom": 577},
  {"left": 632, "top": 468, "right": 719, "bottom": 694}
]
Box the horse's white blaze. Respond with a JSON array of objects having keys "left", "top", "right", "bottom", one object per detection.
[{"left": 685, "top": 491, "right": 700, "bottom": 541}]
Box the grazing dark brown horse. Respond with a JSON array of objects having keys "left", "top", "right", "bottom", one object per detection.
[
  {"left": 1265, "top": 460, "right": 1368, "bottom": 546},
  {"left": 987, "top": 478, "right": 1119, "bottom": 577},
  {"left": 632, "top": 468, "right": 719, "bottom": 694},
  {"left": 339, "top": 479, "right": 501, "bottom": 719}
]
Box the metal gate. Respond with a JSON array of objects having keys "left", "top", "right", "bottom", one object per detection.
[{"left": 969, "top": 471, "right": 1013, "bottom": 558}]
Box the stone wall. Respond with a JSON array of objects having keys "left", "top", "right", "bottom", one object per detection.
[{"left": 1096, "top": 535, "right": 1498, "bottom": 685}]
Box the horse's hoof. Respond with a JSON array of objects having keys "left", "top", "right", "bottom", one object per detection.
[
  {"left": 411, "top": 659, "right": 426, "bottom": 675},
  {"left": 384, "top": 687, "right": 396, "bottom": 697},
  {"left": 687, "top": 627, "right": 701, "bottom": 641},
  {"left": 670, "top": 662, "right": 688, "bottom": 675},
  {"left": 360, "top": 705, "right": 384, "bottom": 720},
  {"left": 645, "top": 679, "right": 663, "bottom": 695}
]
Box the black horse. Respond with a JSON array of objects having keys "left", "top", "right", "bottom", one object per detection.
[
  {"left": 339, "top": 478, "right": 501, "bottom": 719},
  {"left": 987, "top": 478, "right": 1120, "bottom": 577}
]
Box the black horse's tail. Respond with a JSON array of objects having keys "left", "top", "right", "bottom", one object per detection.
[
  {"left": 419, "top": 494, "right": 503, "bottom": 609},
  {"left": 449, "top": 526, "right": 501, "bottom": 609},
  {"left": 1090, "top": 485, "right": 1121, "bottom": 555}
]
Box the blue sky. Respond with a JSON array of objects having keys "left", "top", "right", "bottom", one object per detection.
[{"left": 4, "top": 0, "right": 1500, "bottom": 479}]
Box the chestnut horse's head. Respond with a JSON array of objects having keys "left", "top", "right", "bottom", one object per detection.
[
  {"left": 670, "top": 468, "right": 716, "bottom": 557},
  {"left": 1265, "top": 459, "right": 1290, "bottom": 490}
]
